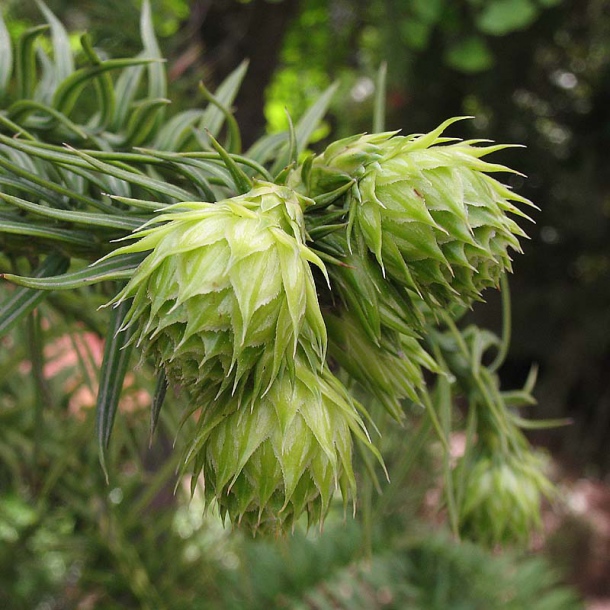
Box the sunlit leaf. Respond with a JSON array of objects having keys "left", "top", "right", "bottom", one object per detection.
[{"left": 476, "top": 0, "right": 539, "bottom": 35}]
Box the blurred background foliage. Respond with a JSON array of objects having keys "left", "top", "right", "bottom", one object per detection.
[{"left": 1, "top": 0, "right": 608, "bottom": 606}]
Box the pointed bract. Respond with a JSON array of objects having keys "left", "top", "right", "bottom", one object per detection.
[
  {"left": 456, "top": 448, "right": 553, "bottom": 546},
  {"left": 303, "top": 120, "right": 534, "bottom": 308},
  {"left": 105, "top": 182, "right": 327, "bottom": 400},
  {"left": 186, "top": 355, "right": 375, "bottom": 535}
]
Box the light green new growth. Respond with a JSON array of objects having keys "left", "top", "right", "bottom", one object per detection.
[
  {"left": 298, "top": 118, "right": 537, "bottom": 309},
  {"left": 184, "top": 354, "right": 377, "bottom": 534},
  {"left": 0, "top": 4, "right": 556, "bottom": 541},
  {"left": 105, "top": 182, "right": 327, "bottom": 403}
]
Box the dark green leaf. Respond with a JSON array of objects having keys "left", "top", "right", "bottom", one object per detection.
[
  {"left": 199, "top": 60, "right": 248, "bottom": 138},
  {"left": 65, "top": 146, "right": 195, "bottom": 201},
  {"left": 205, "top": 130, "right": 252, "bottom": 194},
  {"left": 131, "top": 150, "right": 220, "bottom": 200},
  {"left": 150, "top": 371, "right": 168, "bottom": 443},
  {"left": 16, "top": 25, "right": 49, "bottom": 100},
  {"left": 0, "top": 217, "right": 95, "bottom": 247},
  {"left": 285, "top": 110, "right": 297, "bottom": 168},
  {"left": 197, "top": 81, "right": 242, "bottom": 154},
  {"left": 373, "top": 62, "right": 387, "bottom": 133},
  {"left": 80, "top": 33, "right": 116, "bottom": 129},
  {"left": 0, "top": 191, "right": 145, "bottom": 230},
  {"left": 0, "top": 114, "right": 36, "bottom": 140},
  {"left": 501, "top": 390, "right": 537, "bottom": 407},
  {"left": 141, "top": 0, "right": 166, "bottom": 98},
  {"left": 0, "top": 144, "right": 123, "bottom": 213},
  {"left": 141, "top": 0, "right": 167, "bottom": 136},
  {"left": 7, "top": 99, "right": 89, "bottom": 139},
  {"left": 111, "top": 60, "right": 146, "bottom": 132},
  {"left": 2, "top": 252, "right": 144, "bottom": 290},
  {"left": 179, "top": 150, "right": 272, "bottom": 182},
  {"left": 0, "top": 252, "right": 69, "bottom": 337},
  {"left": 119, "top": 98, "right": 171, "bottom": 148},
  {"left": 272, "top": 83, "right": 337, "bottom": 175},
  {"left": 511, "top": 414, "right": 573, "bottom": 429},
  {"left": 154, "top": 109, "right": 205, "bottom": 151},
  {"left": 246, "top": 132, "right": 288, "bottom": 165},
  {"left": 52, "top": 57, "right": 154, "bottom": 118},
  {"left": 96, "top": 297, "right": 137, "bottom": 478}
]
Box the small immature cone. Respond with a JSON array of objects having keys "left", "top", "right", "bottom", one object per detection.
[
  {"left": 104, "top": 182, "right": 327, "bottom": 402},
  {"left": 184, "top": 354, "right": 377, "bottom": 535},
  {"left": 456, "top": 447, "right": 553, "bottom": 546},
  {"left": 301, "top": 118, "right": 535, "bottom": 308},
  {"left": 325, "top": 309, "right": 438, "bottom": 420},
  {"left": 324, "top": 231, "right": 425, "bottom": 343}
]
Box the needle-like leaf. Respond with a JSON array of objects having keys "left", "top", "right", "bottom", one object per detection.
[
  {"left": 0, "top": 12, "right": 13, "bottom": 98},
  {"left": 0, "top": 252, "right": 69, "bottom": 337},
  {"left": 2, "top": 252, "right": 144, "bottom": 290},
  {"left": 96, "top": 297, "right": 136, "bottom": 480}
]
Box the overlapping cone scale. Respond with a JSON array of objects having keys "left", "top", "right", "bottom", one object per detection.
[
  {"left": 324, "top": 231, "right": 425, "bottom": 342},
  {"left": 305, "top": 118, "right": 535, "bottom": 307},
  {"left": 326, "top": 309, "right": 438, "bottom": 420},
  {"left": 184, "top": 355, "right": 374, "bottom": 535},
  {"left": 456, "top": 448, "right": 553, "bottom": 546},
  {"left": 105, "top": 182, "right": 327, "bottom": 401}
]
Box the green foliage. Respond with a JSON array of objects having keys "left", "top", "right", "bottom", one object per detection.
[
  {"left": 0, "top": 0, "right": 555, "bottom": 538},
  {"left": 444, "top": 36, "right": 494, "bottom": 73},
  {"left": 0, "top": 2, "right": 584, "bottom": 604},
  {"left": 265, "top": 0, "right": 566, "bottom": 130},
  {"left": 476, "top": 0, "right": 540, "bottom": 35},
  {"left": 213, "top": 525, "right": 582, "bottom": 610}
]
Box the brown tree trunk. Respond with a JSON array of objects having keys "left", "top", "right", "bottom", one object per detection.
[{"left": 191, "top": 0, "right": 301, "bottom": 148}]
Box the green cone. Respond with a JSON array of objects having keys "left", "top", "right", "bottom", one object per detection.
[
  {"left": 300, "top": 118, "right": 535, "bottom": 307},
  {"left": 183, "top": 354, "right": 377, "bottom": 535},
  {"left": 326, "top": 309, "right": 438, "bottom": 420},
  {"left": 104, "top": 182, "right": 327, "bottom": 401},
  {"left": 323, "top": 230, "right": 426, "bottom": 342},
  {"left": 457, "top": 447, "right": 553, "bottom": 546}
]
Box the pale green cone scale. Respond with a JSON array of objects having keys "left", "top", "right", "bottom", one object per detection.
[
  {"left": 456, "top": 448, "right": 553, "bottom": 546},
  {"left": 183, "top": 355, "right": 377, "bottom": 535},
  {"left": 104, "top": 182, "right": 328, "bottom": 401},
  {"left": 326, "top": 309, "right": 439, "bottom": 420},
  {"left": 302, "top": 118, "right": 535, "bottom": 308}
]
